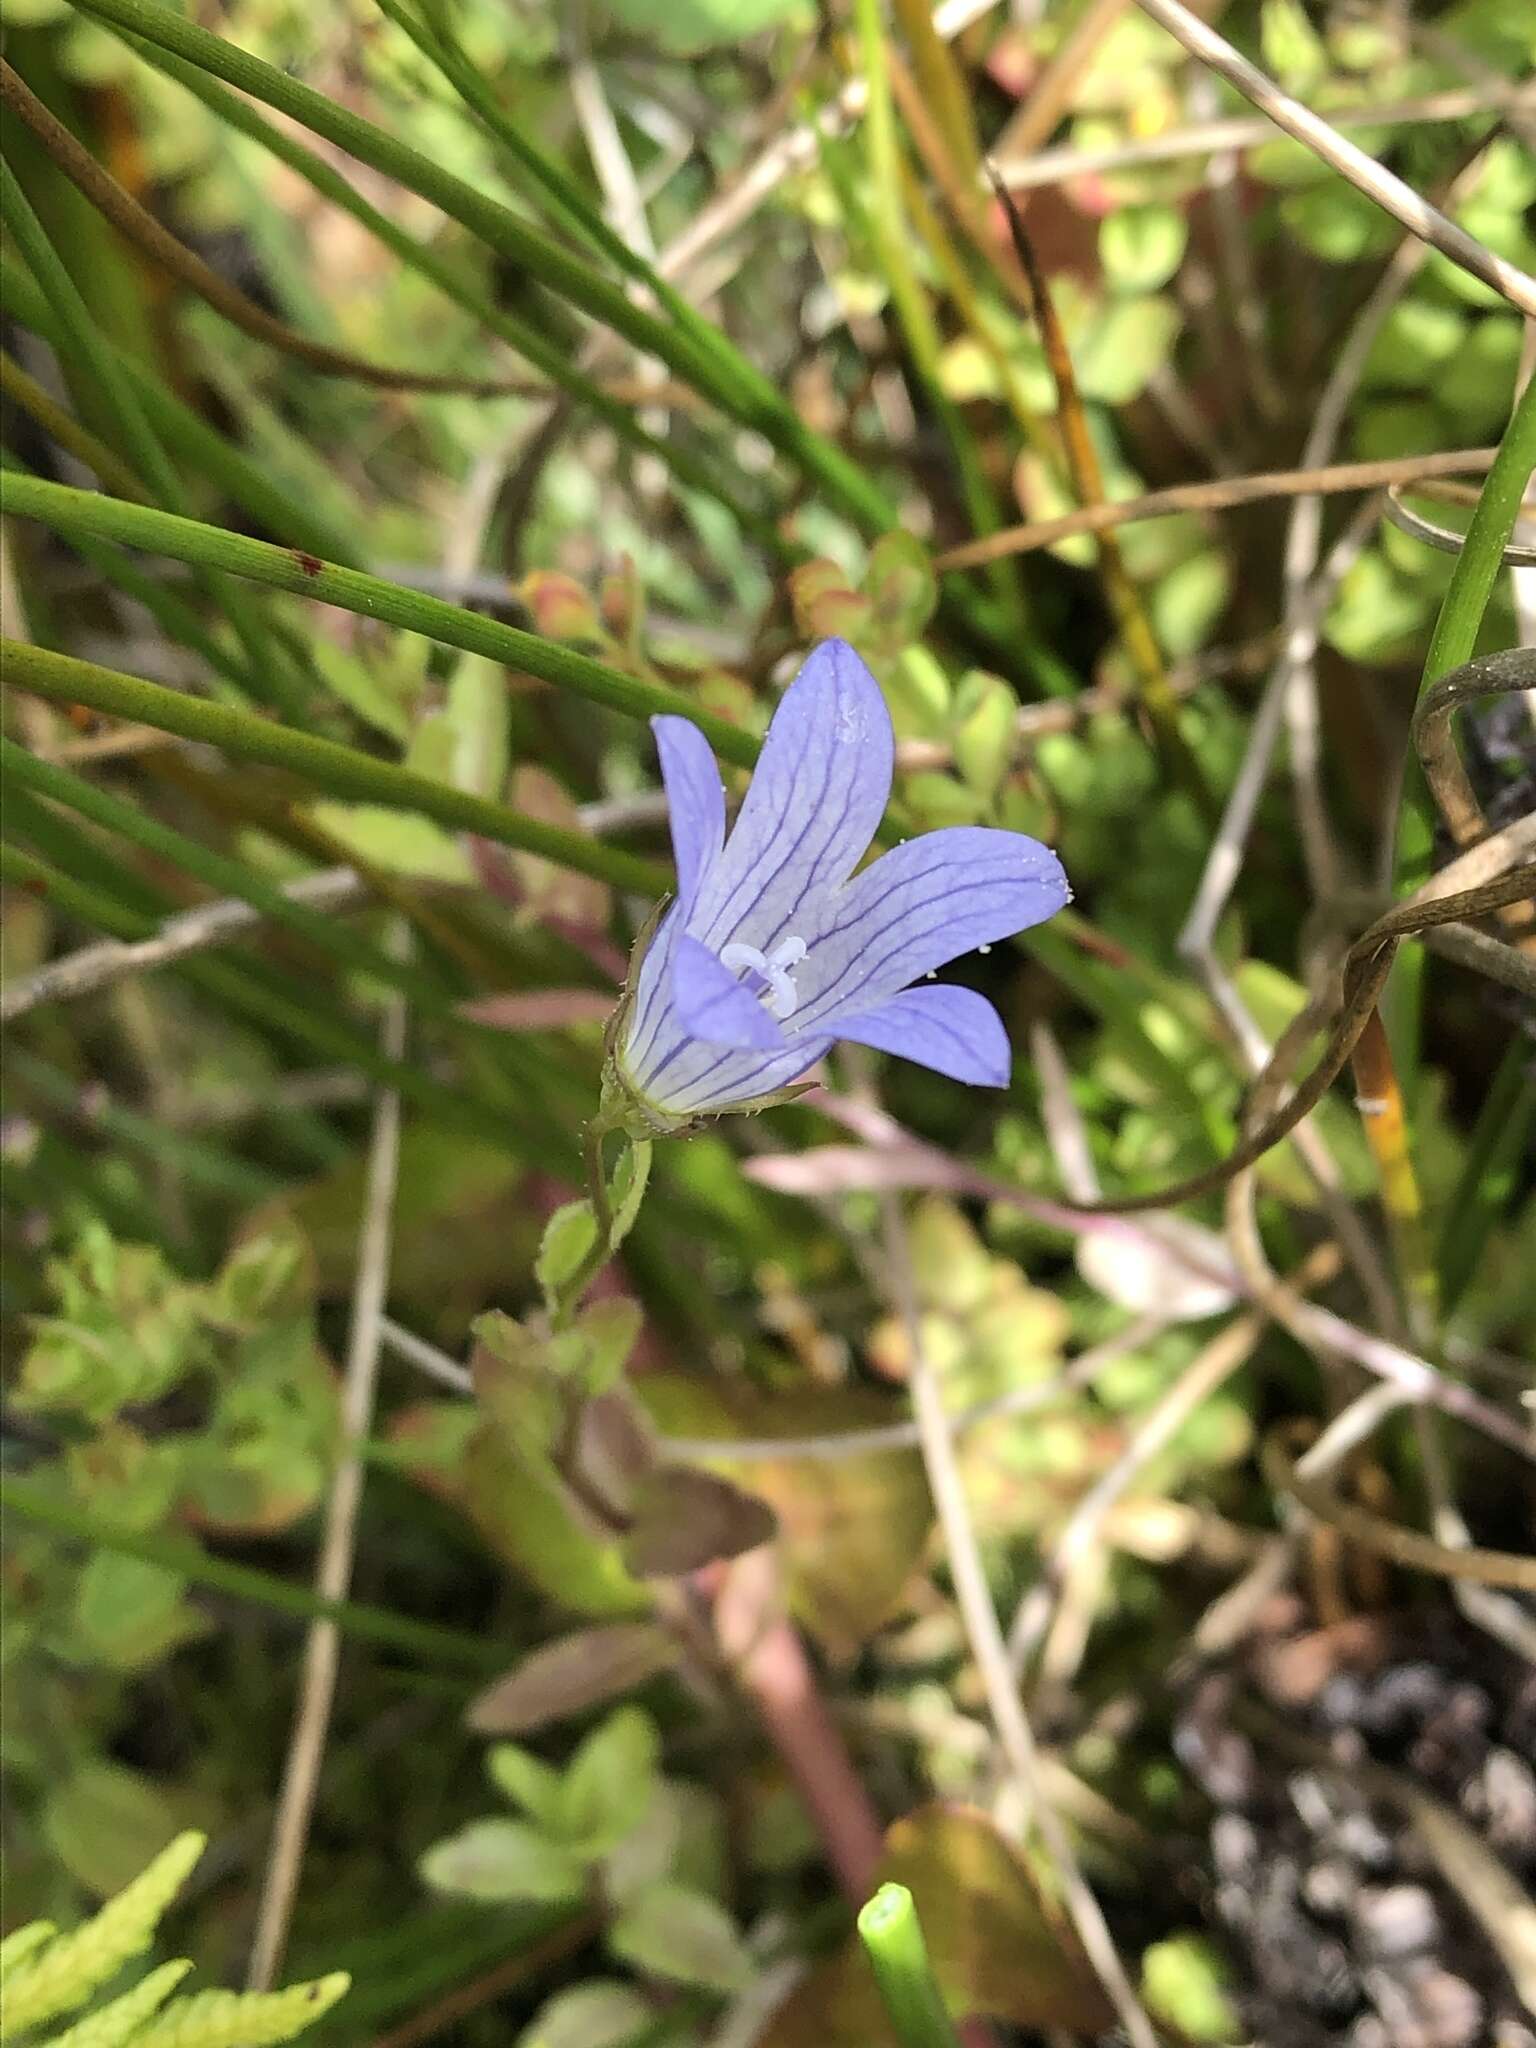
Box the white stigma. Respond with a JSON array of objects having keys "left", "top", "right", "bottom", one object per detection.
[{"left": 721, "top": 934, "right": 807, "bottom": 1018}]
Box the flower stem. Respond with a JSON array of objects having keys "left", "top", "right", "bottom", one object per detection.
[
  {"left": 550, "top": 1118, "right": 622, "bottom": 1329},
  {"left": 857, "top": 1885, "right": 962, "bottom": 2048},
  {"left": 0, "top": 634, "right": 669, "bottom": 895}
]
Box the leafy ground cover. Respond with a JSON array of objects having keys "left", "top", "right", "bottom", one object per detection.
[{"left": 2, "top": 1, "right": 1533, "bottom": 2043}]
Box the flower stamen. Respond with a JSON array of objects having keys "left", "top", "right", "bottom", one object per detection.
[{"left": 720, "top": 934, "right": 807, "bottom": 1019}]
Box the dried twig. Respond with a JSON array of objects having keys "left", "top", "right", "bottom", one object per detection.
[
  {"left": 1263, "top": 1428, "right": 1536, "bottom": 1591},
  {"left": 1, "top": 867, "right": 365, "bottom": 1023},
  {"left": 1009, "top": 1245, "right": 1342, "bottom": 1680},
  {"left": 376, "top": 1311, "right": 1166, "bottom": 1462},
  {"left": 762, "top": 1092, "right": 1534, "bottom": 1462},
  {"left": 1129, "top": 0, "right": 1536, "bottom": 315},
  {"left": 991, "top": 86, "right": 1523, "bottom": 189},
  {"left": 246, "top": 955, "right": 406, "bottom": 1989},
  {"left": 877, "top": 1191, "right": 1159, "bottom": 2048},
  {"left": 934, "top": 447, "right": 1498, "bottom": 572},
  {"left": 649, "top": 0, "right": 1002, "bottom": 284}
]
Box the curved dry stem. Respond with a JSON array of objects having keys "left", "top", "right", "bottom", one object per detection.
[
  {"left": 1411, "top": 646, "right": 1536, "bottom": 855},
  {"left": 1386, "top": 482, "right": 1536, "bottom": 568},
  {"left": 1068, "top": 850, "right": 1536, "bottom": 1218},
  {"left": 1263, "top": 1428, "right": 1536, "bottom": 1591}
]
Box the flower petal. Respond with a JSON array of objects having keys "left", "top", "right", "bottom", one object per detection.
[
  {"left": 794, "top": 828, "right": 1069, "bottom": 1028},
  {"left": 829, "top": 983, "right": 1011, "bottom": 1086},
  {"left": 647, "top": 1037, "right": 832, "bottom": 1117},
  {"left": 652, "top": 715, "right": 724, "bottom": 909},
  {"left": 672, "top": 933, "right": 787, "bottom": 1051},
  {"left": 689, "top": 639, "right": 894, "bottom": 955}
]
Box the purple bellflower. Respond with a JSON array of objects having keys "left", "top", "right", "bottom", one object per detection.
[{"left": 610, "top": 638, "right": 1069, "bottom": 1129}]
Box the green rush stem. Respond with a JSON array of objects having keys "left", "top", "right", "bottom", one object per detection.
[
  {"left": 1, "top": 1474, "right": 506, "bottom": 1675},
  {"left": 0, "top": 154, "right": 308, "bottom": 718},
  {"left": 0, "top": 632, "right": 672, "bottom": 894},
  {"left": 851, "top": 0, "right": 1027, "bottom": 640},
  {"left": 857, "top": 1885, "right": 962, "bottom": 2048},
  {"left": 121, "top": 33, "right": 769, "bottom": 545},
  {"left": 1436, "top": 1039, "right": 1536, "bottom": 1317},
  {"left": 1, "top": 448, "right": 259, "bottom": 699},
  {"left": 0, "top": 346, "right": 144, "bottom": 499},
  {"left": 5, "top": 1044, "right": 282, "bottom": 1203},
  {"left": 0, "top": 737, "right": 483, "bottom": 1023},
  {"left": 372, "top": 0, "right": 749, "bottom": 396},
  {"left": 1, "top": 252, "right": 360, "bottom": 568},
  {"left": 1387, "top": 374, "right": 1536, "bottom": 1073},
  {"left": 0, "top": 842, "right": 548, "bottom": 1152},
  {"left": 0, "top": 475, "right": 758, "bottom": 774},
  {"left": 70, "top": 0, "right": 895, "bottom": 537}
]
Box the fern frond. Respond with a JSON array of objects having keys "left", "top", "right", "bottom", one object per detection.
[
  {"left": 129, "top": 1974, "right": 351, "bottom": 2048},
  {"left": 0, "top": 1835, "right": 206, "bottom": 2041},
  {"left": 39, "top": 1960, "right": 193, "bottom": 2048},
  {"left": 0, "top": 1926, "right": 59, "bottom": 1989}
]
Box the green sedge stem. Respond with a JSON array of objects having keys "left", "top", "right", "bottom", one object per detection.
[
  {"left": 0, "top": 155, "right": 307, "bottom": 717},
  {"left": 1387, "top": 376, "right": 1536, "bottom": 1070},
  {"left": 0, "top": 633, "right": 671, "bottom": 896},
  {"left": 857, "top": 1884, "right": 962, "bottom": 2048},
  {"left": 70, "top": 0, "right": 894, "bottom": 536},
  {"left": 1436, "top": 1040, "right": 1536, "bottom": 1317},
  {"left": 1, "top": 1473, "right": 505, "bottom": 1674},
  {"left": 0, "top": 842, "right": 547, "bottom": 1152},
  {"left": 1, "top": 252, "right": 360, "bottom": 567},
  {"left": 0, "top": 472, "right": 757, "bottom": 770}
]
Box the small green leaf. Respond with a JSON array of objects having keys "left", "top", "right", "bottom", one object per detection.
[
  {"left": 445, "top": 652, "right": 510, "bottom": 800},
  {"left": 517, "top": 1982, "right": 656, "bottom": 2048},
  {"left": 73, "top": 1552, "right": 206, "bottom": 1672},
  {"left": 487, "top": 1743, "right": 566, "bottom": 1830},
  {"left": 556, "top": 1707, "right": 660, "bottom": 1856},
  {"left": 601, "top": 0, "right": 804, "bottom": 57},
  {"left": 1261, "top": 0, "right": 1328, "bottom": 86},
  {"left": 535, "top": 1140, "right": 651, "bottom": 1318},
  {"left": 42, "top": 1763, "right": 182, "bottom": 1901},
  {"left": 1099, "top": 206, "right": 1188, "bottom": 293},
  {"left": 1075, "top": 296, "right": 1180, "bottom": 404},
  {"left": 535, "top": 1202, "right": 600, "bottom": 1310},
  {"left": 950, "top": 669, "right": 1017, "bottom": 800},
  {"left": 309, "top": 640, "right": 414, "bottom": 742},
  {"left": 1141, "top": 1934, "right": 1242, "bottom": 2042},
  {"left": 304, "top": 804, "right": 476, "bottom": 883},
  {"left": 418, "top": 1819, "right": 586, "bottom": 1904},
  {"left": 863, "top": 530, "right": 937, "bottom": 647},
  {"left": 609, "top": 1883, "right": 752, "bottom": 1994}
]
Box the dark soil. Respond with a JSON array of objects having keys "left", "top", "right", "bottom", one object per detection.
[{"left": 1178, "top": 1608, "right": 1536, "bottom": 2048}]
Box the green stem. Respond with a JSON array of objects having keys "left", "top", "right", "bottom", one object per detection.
[
  {"left": 0, "top": 635, "right": 670, "bottom": 895},
  {"left": 1436, "top": 1040, "right": 1536, "bottom": 1317},
  {"left": 0, "top": 735, "right": 485, "bottom": 1020},
  {"left": 2, "top": 446, "right": 259, "bottom": 699},
  {"left": 2, "top": 1472, "right": 506, "bottom": 1674},
  {"left": 373, "top": 0, "right": 752, "bottom": 397},
  {"left": 852, "top": 0, "right": 1026, "bottom": 639},
  {"left": 0, "top": 152, "right": 306, "bottom": 716},
  {"left": 1, "top": 252, "right": 360, "bottom": 566},
  {"left": 71, "top": 0, "right": 894, "bottom": 535},
  {"left": 857, "top": 1884, "right": 961, "bottom": 2048},
  {"left": 550, "top": 1118, "right": 620, "bottom": 1331},
  {"left": 0, "top": 842, "right": 549, "bottom": 1152},
  {"left": 1387, "top": 375, "right": 1536, "bottom": 1068},
  {"left": 0, "top": 473, "right": 757, "bottom": 769}
]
